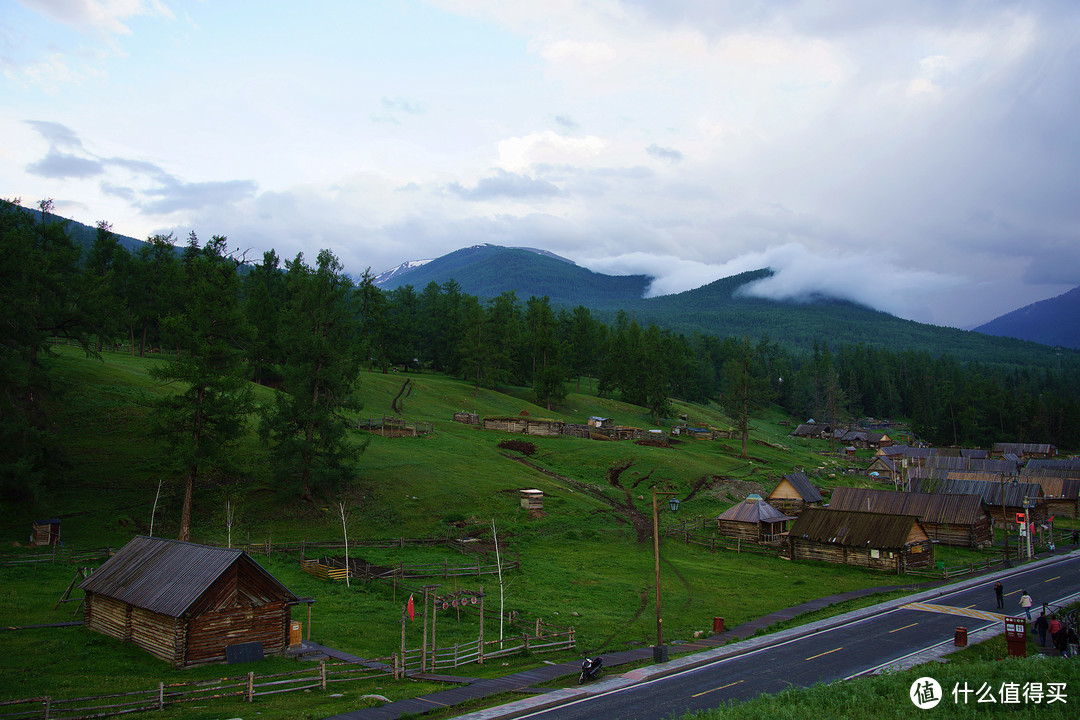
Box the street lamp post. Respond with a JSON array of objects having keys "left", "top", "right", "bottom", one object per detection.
[
  {"left": 1023, "top": 496, "right": 1032, "bottom": 559},
  {"left": 652, "top": 489, "right": 680, "bottom": 663}
]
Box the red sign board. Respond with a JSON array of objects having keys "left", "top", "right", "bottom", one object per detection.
[
  {"left": 1004, "top": 616, "right": 1027, "bottom": 658},
  {"left": 1015, "top": 512, "right": 1025, "bottom": 524}
]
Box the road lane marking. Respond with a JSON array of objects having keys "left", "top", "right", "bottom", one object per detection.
[
  {"left": 890, "top": 623, "right": 919, "bottom": 633},
  {"left": 964, "top": 604, "right": 977, "bottom": 609},
  {"left": 1045, "top": 576, "right": 1060, "bottom": 583},
  {"left": 902, "top": 602, "right": 1007, "bottom": 623},
  {"left": 692, "top": 680, "right": 743, "bottom": 698},
  {"left": 805, "top": 647, "right": 842, "bottom": 661}
]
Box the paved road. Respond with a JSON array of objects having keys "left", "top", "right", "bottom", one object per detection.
[{"left": 485, "top": 553, "right": 1080, "bottom": 720}]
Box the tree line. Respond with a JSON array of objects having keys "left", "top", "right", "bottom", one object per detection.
[{"left": 3, "top": 198, "right": 1079, "bottom": 514}]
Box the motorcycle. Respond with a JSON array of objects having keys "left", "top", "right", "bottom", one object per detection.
[{"left": 578, "top": 656, "right": 604, "bottom": 684}]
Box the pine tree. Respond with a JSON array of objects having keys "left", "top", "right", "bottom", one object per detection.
[
  {"left": 149, "top": 235, "right": 253, "bottom": 541},
  {"left": 261, "top": 250, "right": 366, "bottom": 502}
]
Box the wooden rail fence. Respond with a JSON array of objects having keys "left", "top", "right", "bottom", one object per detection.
[
  {"left": 399, "top": 628, "right": 576, "bottom": 673},
  {"left": 0, "top": 660, "right": 394, "bottom": 720}
]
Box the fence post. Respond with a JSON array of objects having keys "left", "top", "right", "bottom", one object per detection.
[
  {"left": 320, "top": 661, "right": 327, "bottom": 690},
  {"left": 43, "top": 696, "right": 50, "bottom": 719},
  {"left": 523, "top": 633, "right": 530, "bottom": 654},
  {"left": 247, "top": 671, "right": 254, "bottom": 702},
  {"left": 158, "top": 681, "right": 165, "bottom": 710}
]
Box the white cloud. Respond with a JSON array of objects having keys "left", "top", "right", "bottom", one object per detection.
[
  {"left": 498, "top": 131, "right": 607, "bottom": 171},
  {"left": 17, "top": 0, "right": 174, "bottom": 36}
]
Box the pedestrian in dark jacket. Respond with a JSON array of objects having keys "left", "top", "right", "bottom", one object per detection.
[
  {"left": 1035, "top": 613, "right": 1050, "bottom": 646},
  {"left": 994, "top": 581, "right": 1004, "bottom": 609}
]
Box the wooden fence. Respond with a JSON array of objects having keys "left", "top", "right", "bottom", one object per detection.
[
  {"left": 356, "top": 415, "right": 433, "bottom": 437},
  {"left": 663, "top": 522, "right": 786, "bottom": 558},
  {"left": 0, "top": 660, "right": 394, "bottom": 720},
  {"left": 0, "top": 547, "right": 113, "bottom": 567},
  {"left": 400, "top": 628, "right": 576, "bottom": 673}
]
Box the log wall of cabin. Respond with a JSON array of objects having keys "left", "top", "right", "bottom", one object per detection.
[
  {"left": 716, "top": 520, "right": 761, "bottom": 542},
  {"left": 184, "top": 600, "right": 289, "bottom": 666}
]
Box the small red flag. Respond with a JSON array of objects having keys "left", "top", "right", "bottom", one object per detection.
[{"left": 407, "top": 594, "right": 415, "bottom": 621}]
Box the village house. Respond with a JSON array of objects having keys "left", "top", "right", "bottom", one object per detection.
[
  {"left": 787, "top": 507, "right": 934, "bottom": 572},
  {"left": 766, "top": 472, "right": 823, "bottom": 516},
  {"left": 992, "top": 442, "right": 1059, "bottom": 460},
  {"left": 79, "top": 536, "right": 304, "bottom": 668},
  {"left": 905, "top": 477, "right": 1047, "bottom": 530},
  {"left": 829, "top": 486, "right": 993, "bottom": 548},
  {"left": 715, "top": 494, "right": 795, "bottom": 544}
]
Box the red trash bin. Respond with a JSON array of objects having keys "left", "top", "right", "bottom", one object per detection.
[
  {"left": 713, "top": 617, "right": 725, "bottom": 633},
  {"left": 954, "top": 627, "right": 967, "bottom": 647}
]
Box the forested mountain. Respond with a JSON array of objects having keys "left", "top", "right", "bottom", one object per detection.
[
  {"left": 375, "top": 244, "right": 651, "bottom": 308},
  {"left": 4, "top": 198, "right": 1079, "bottom": 509},
  {"left": 974, "top": 285, "right": 1080, "bottom": 350},
  {"left": 377, "top": 247, "right": 1069, "bottom": 365}
]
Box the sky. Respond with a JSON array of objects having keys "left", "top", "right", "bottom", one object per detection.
[{"left": 3, "top": 0, "right": 1079, "bottom": 329}]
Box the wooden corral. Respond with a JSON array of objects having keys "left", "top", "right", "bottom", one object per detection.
[
  {"left": 80, "top": 537, "right": 305, "bottom": 668},
  {"left": 829, "top": 487, "right": 993, "bottom": 548},
  {"left": 766, "top": 472, "right": 823, "bottom": 516},
  {"left": 482, "top": 416, "right": 564, "bottom": 436},
  {"left": 452, "top": 412, "right": 480, "bottom": 425},
  {"left": 787, "top": 507, "right": 934, "bottom": 572},
  {"left": 716, "top": 495, "right": 794, "bottom": 543}
]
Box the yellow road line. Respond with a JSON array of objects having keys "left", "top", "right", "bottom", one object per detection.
[
  {"left": 692, "top": 680, "right": 743, "bottom": 698},
  {"left": 805, "top": 647, "right": 842, "bottom": 661},
  {"left": 1005, "top": 589, "right": 1022, "bottom": 597},
  {"left": 1044, "top": 576, "right": 1060, "bottom": 583},
  {"left": 902, "top": 602, "right": 1007, "bottom": 623},
  {"left": 890, "top": 622, "right": 919, "bottom": 633}
]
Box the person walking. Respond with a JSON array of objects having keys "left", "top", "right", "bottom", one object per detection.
[
  {"left": 1035, "top": 613, "right": 1050, "bottom": 646},
  {"left": 1050, "top": 618, "right": 1067, "bottom": 654},
  {"left": 1019, "top": 590, "right": 1033, "bottom": 620},
  {"left": 994, "top": 581, "right": 1004, "bottom": 609}
]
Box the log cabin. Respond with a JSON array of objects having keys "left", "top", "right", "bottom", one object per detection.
[
  {"left": 766, "top": 472, "right": 823, "bottom": 516},
  {"left": 787, "top": 507, "right": 934, "bottom": 572},
  {"left": 829, "top": 487, "right": 993, "bottom": 548},
  {"left": 79, "top": 536, "right": 301, "bottom": 668},
  {"left": 716, "top": 494, "right": 795, "bottom": 543}
]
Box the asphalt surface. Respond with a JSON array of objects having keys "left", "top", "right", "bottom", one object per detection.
[
  {"left": 321, "top": 549, "right": 1080, "bottom": 720},
  {"left": 448, "top": 550, "right": 1080, "bottom": 720}
]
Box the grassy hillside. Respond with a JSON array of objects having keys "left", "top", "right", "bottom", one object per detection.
[{"left": 0, "top": 348, "right": 942, "bottom": 718}]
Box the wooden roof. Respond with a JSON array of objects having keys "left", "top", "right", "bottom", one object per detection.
[
  {"left": 830, "top": 487, "right": 987, "bottom": 525},
  {"left": 993, "top": 442, "right": 1058, "bottom": 456},
  {"left": 80, "top": 536, "right": 297, "bottom": 617},
  {"left": 772, "top": 472, "right": 822, "bottom": 503},
  {"left": 924, "top": 456, "right": 1019, "bottom": 474},
  {"left": 905, "top": 478, "right": 1043, "bottom": 507},
  {"left": 717, "top": 498, "right": 795, "bottom": 523},
  {"left": 789, "top": 507, "right": 924, "bottom": 549},
  {"left": 1018, "top": 476, "right": 1080, "bottom": 500}
]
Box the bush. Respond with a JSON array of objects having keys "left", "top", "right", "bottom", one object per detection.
[{"left": 497, "top": 439, "right": 537, "bottom": 456}]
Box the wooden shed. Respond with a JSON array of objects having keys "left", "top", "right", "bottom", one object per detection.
[
  {"left": 716, "top": 494, "right": 794, "bottom": 543},
  {"left": 30, "top": 518, "right": 61, "bottom": 547},
  {"left": 1013, "top": 476, "right": 1080, "bottom": 519},
  {"left": 787, "top": 507, "right": 934, "bottom": 572},
  {"left": 767, "top": 472, "right": 823, "bottom": 516},
  {"left": 829, "top": 487, "right": 993, "bottom": 548},
  {"left": 79, "top": 536, "right": 301, "bottom": 668},
  {"left": 519, "top": 489, "right": 544, "bottom": 510}
]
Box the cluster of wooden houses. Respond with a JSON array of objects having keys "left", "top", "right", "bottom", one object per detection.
[
  {"left": 716, "top": 449, "right": 1077, "bottom": 573},
  {"left": 453, "top": 412, "right": 734, "bottom": 441}
]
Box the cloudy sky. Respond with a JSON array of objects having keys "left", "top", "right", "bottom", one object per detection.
[{"left": 3, "top": 1, "right": 1079, "bottom": 329}]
